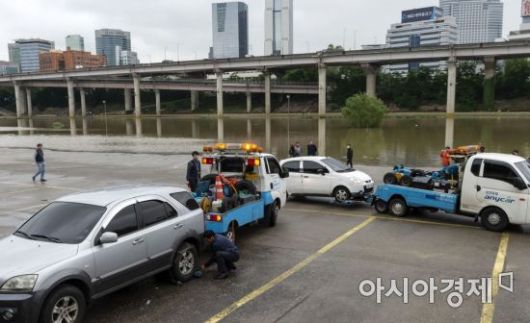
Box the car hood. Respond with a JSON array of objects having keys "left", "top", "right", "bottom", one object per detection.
[
  {"left": 344, "top": 170, "right": 373, "bottom": 182},
  {"left": 0, "top": 235, "right": 78, "bottom": 280}
]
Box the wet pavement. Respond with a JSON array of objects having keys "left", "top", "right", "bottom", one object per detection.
[{"left": 0, "top": 147, "right": 528, "bottom": 323}]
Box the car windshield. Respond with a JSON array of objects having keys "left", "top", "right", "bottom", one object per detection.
[
  {"left": 515, "top": 160, "right": 530, "bottom": 182},
  {"left": 322, "top": 158, "right": 354, "bottom": 173},
  {"left": 15, "top": 202, "right": 106, "bottom": 244}
]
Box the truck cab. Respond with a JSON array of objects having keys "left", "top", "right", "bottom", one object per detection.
[{"left": 460, "top": 153, "right": 530, "bottom": 231}]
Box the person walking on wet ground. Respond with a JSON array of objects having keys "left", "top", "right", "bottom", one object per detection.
[
  {"left": 346, "top": 145, "right": 353, "bottom": 168},
  {"left": 186, "top": 151, "right": 201, "bottom": 193},
  {"left": 32, "top": 143, "right": 46, "bottom": 183},
  {"left": 201, "top": 230, "right": 240, "bottom": 280},
  {"left": 307, "top": 140, "right": 318, "bottom": 156}
]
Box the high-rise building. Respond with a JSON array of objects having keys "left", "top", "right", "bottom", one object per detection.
[
  {"left": 12, "top": 39, "right": 55, "bottom": 73},
  {"left": 39, "top": 50, "right": 106, "bottom": 72},
  {"left": 211, "top": 2, "right": 249, "bottom": 59},
  {"left": 0, "top": 61, "right": 19, "bottom": 75},
  {"left": 118, "top": 49, "right": 140, "bottom": 65},
  {"left": 95, "top": 28, "right": 131, "bottom": 66},
  {"left": 8, "top": 43, "right": 20, "bottom": 72},
  {"left": 439, "top": 0, "right": 504, "bottom": 43},
  {"left": 265, "top": 0, "right": 293, "bottom": 55},
  {"left": 507, "top": 0, "right": 530, "bottom": 41},
  {"left": 65, "top": 34, "right": 85, "bottom": 51},
  {"left": 386, "top": 7, "right": 458, "bottom": 73}
]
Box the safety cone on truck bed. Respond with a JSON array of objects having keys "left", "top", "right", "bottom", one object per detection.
[{"left": 215, "top": 176, "right": 224, "bottom": 200}]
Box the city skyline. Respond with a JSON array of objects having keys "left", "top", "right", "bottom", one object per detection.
[{"left": 0, "top": 0, "right": 522, "bottom": 63}]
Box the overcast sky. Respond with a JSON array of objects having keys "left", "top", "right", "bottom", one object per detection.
[{"left": 0, "top": 0, "right": 523, "bottom": 62}]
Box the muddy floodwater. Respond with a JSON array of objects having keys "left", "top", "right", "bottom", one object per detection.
[{"left": 1, "top": 115, "right": 529, "bottom": 167}]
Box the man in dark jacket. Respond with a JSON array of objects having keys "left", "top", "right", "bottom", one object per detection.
[
  {"left": 201, "top": 230, "right": 240, "bottom": 279},
  {"left": 186, "top": 151, "right": 201, "bottom": 192},
  {"left": 32, "top": 143, "right": 46, "bottom": 182},
  {"left": 307, "top": 140, "right": 318, "bottom": 156},
  {"left": 346, "top": 144, "right": 353, "bottom": 168}
]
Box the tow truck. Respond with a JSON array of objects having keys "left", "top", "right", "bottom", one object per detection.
[
  {"left": 372, "top": 153, "right": 530, "bottom": 232},
  {"left": 195, "top": 143, "right": 289, "bottom": 242}
]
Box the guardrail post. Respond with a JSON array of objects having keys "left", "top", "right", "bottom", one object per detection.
[
  {"left": 216, "top": 70, "right": 223, "bottom": 116},
  {"left": 318, "top": 64, "right": 327, "bottom": 115},
  {"left": 25, "top": 88, "right": 32, "bottom": 118},
  {"left": 155, "top": 89, "right": 161, "bottom": 116},
  {"left": 66, "top": 78, "right": 76, "bottom": 118},
  {"left": 80, "top": 88, "right": 86, "bottom": 118},
  {"left": 133, "top": 74, "right": 142, "bottom": 117},
  {"left": 446, "top": 57, "right": 457, "bottom": 115}
]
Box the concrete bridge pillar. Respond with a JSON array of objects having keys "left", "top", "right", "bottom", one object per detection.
[
  {"left": 124, "top": 88, "right": 132, "bottom": 113},
  {"left": 216, "top": 71, "right": 223, "bottom": 116},
  {"left": 446, "top": 58, "right": 457, "bottom": 115},
  {"left": 264, "top": 71, "right": 271, "bottom": 114},
  {"left": 133, "top": 74, "right": 142, "bottom": 117},
  {"left": 13, "top": 83, "right": 24, "bottom": 118},
  {"left": 191, "top": 90, "right": 199, "bottom": 111},
  {"left": 318, "top": 64, "right": 327, "bottom": 115},
  {"left": 246, "top": 92, "right": 252, "bottom": 113},
  {"left": 483, "top": 57, "right": 496, "bottom": 111},
  {"left": 155, "top": 89, "right": 161, "bottom": 116},
  {"left": 80, "top": 88, "right": 86, "bottom": 118},
  {"left": 25, "top": 88, "right": 32, "bottom": 118},
  {"left": 361, "top": 64, "right": 378, "bottom": 97},
  {"left": 67, "top": 79, "right": 76, "bottom": 118}
]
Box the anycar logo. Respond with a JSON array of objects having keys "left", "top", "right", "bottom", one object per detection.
[{"left": 484, "top": 191, "right": 515, "bottom": 204}]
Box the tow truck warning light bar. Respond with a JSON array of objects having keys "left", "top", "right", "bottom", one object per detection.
[{"left": 203, "top": 143, "right": 263, "bottom": 153}]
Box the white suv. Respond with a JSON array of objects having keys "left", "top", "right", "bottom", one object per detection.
[{"left": 280, "top": 157, "right": 374, "bottom": 202}]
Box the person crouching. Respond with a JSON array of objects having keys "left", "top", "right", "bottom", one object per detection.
[{"left": 201, "top": 230, "right": 240, "bottom": 280}]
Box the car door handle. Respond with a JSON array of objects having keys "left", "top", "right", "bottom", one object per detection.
[
  {"left": 303, "top": 176, "right": 309, "bottom": 178},
  {"left": 476, "top": 185, "right": 481, "bottom": 192},
  {"left": 173, "top": 223, "right": 184, "bottom": 230},
  {"left": 132, "top": 238, "right": 144, "bottom": 246}
]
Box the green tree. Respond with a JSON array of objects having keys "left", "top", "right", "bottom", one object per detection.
[{"left": 341, "top": 93, "right": 386, "bottom": 128}]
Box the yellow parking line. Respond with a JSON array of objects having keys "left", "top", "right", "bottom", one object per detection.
[
  {"left": 480, "top": 232, "right": 510, "bottom": 323},
  {"left": 205, "top": 216, "right": 376, "bottom": 323}
]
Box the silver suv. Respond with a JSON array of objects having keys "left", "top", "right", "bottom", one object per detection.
[{"left": 0, "top": 186, "right": 204, "bottom": 323}]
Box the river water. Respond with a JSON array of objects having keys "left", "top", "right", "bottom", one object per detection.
[{"left": 0, "top": 115, "right": 528, "bottom": 167}]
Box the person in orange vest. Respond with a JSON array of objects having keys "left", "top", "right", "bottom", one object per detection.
[{"left": 440, "top": 147, "right": 451, "bottom": 167}]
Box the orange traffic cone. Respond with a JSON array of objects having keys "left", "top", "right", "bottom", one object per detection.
[{"left": 215, "top": 176, "right": 224, "bottom": 200}]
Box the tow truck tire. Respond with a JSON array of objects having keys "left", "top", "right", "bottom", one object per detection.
[
  {"left": 263, "top": 202, "right": 279, "bottom": 227},
  {"left": 41, "top": 285, "right": 86, "bottom": 323},
  {"left": 480, "top": 207, "right": 509, "bottom": 232},
  {"left": 374, "top": 199, "right": 389, "bottom": 214},
  {"left": 388, "top": 197, "right": 408, "bottom": 217},
  {"left": 383, "top": 173, "right": 398, "bottom": 184},
  {"left": 170, "top": 242, "right": 198, "bottom": 283}
]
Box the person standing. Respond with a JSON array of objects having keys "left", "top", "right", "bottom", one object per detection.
[
  {"left": 32, "top": 144, "right": 46, "bottom": 183},
  {"left": 288, "top": 144, "right": 295, "bottom": 158},
  {"left": 293, "top": 142, "right": 302, "bottom": 157},
  {"left": 440, "top": 147, "right": 451, "bottom": 167},
  {"left": 307, "top": 140, "right": 318, "bottom": 156},
  {"left": 346, "top": 145, "right": 354, "bottom": 168},
  {"left": 201, "top": 230, "right": 240, "bottom": 280},
  {"left": 186, "top": 151, "right": 201, "bottom": 193}
]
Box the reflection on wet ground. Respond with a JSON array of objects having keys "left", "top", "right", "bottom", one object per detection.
[{"left": 1, "top": 115, "right": 529, "bottom": 166}]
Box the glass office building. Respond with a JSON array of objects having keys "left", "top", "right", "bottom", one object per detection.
[
  {"left": 212, "top": 2, "right": 248, "bottom": 59},
  {"left": 265, "top": 0, "right": 293, "bottom": 55},
  {"left": 12, "top": 39, "right": 54, "bottom": 73},
  {"left": 66, "top": 34, "right": 85, "bottom": 51},
  {"left": 440, "top": 0, "right": 504, "bottom": 43},
  {"left": 95, "top": 29, "right": 131, "bottom": 66}
]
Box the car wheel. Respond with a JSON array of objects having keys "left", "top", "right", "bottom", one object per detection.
[
  {"left": 170, "top": 242, "right": 198, "bottom": 283},
  {"left": 400, "top": 175, "right": 413, "bottom": 187},
  {"left": 263, "top": 201, "right": 279, "bottom": 227},
  {"left": 333, "top": 186, "right": 351, "bottom": 202},
  {"left": 41, "top": 285, "right": 86, "bottom": 323},
  {"left": 226, "top": 221, "right": 237, "bottom": 244},
  {"left": 388, "top": 197, "right": 408, "bottom": 217},
  {"left": 374, "top": 199, "right": 389, "bottom": 214},
  {"left": 481, "top": 207, "right": 509, "bottom": 232},
  {"left": 383, "top": 173, "right": 398, "bottom": 184}
]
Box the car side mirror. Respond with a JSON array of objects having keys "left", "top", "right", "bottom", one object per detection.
[
  {"left": 317, "top": 168, "right": 327, "bottom": 175},
  {"left": 100, "top": 231, "right": 118, "bottom": 244},
  {"left": 512, "top": 177, "right": 528, "bottom": 190},
  {"left": 281, "top": 167, "right": 290, "bottom": 178}
]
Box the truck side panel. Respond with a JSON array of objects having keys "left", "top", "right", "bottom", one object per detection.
[
  {"left": 205, "top": 199, "right": 265, "bottom": 234},
  {"left": 375, "top": 184, "right": 458, "bottom": 214}
]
